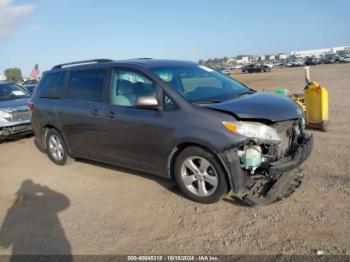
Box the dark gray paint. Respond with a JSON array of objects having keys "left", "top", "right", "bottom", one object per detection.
[
  {"left": 31, "top": 59, "right": 303, "bottom": 179},
  {"left": 204, "top": 92, "right": 303, "bottom": 122}
]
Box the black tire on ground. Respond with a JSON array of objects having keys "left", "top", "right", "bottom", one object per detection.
[
  {"left": 243, "top": 168, "right": 303, "bottom": 206},
  {"left": 45, "top": 128, "right": 74, "bottom": 166},
  {"left": 174, "top": 146, "right": 228, "bottom": 204}
]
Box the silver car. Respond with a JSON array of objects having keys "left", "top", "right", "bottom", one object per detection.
[{"left": 0, "top": 81, "right": 32, "bottom": 141}]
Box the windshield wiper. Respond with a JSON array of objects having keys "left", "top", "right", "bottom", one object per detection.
[
  {"left": 226, "top": 91, "right": 254, "bottom": 99},
  {"left": 192, "top": 90, "right": 254, "bottom": 105},
  {"left": 192, "top": 98, "right": 224, "bottom": 105}
]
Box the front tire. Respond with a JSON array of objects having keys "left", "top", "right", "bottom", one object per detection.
[
  {"left": 46, "top": 129, "right": 73, "bottom": 166},
  {"left": 174, "top": 147, "right": 228, "bottom": 204}
]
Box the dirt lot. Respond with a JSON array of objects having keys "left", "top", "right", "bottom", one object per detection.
[{"left": 0, "top": 64, "right": 349, "bottom": 256}]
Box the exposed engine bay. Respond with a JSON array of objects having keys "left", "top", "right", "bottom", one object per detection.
[
  {"left": 237, "top": 119, "right": 305, "bottom": 174},
  {"left": 219, "top": 118, "right": 313, "bottom": 206}
]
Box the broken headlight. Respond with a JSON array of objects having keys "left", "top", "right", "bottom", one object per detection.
[
  {"left": 0, "top": 110, "right": 12, "bottom": 125},
  {"left": 223, "top": 121, "right": 281, "bottom": 143},
  {"left": 0, "top": 110, "right": 12, "bottom": 119}
]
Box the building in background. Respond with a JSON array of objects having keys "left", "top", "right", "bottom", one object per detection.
[
  {"left": 201, "top": 45, "right": 349, "bottom": 67},
  {"left": 235, "top": 55, "right": 250, "bottom": 64},
  {"left": 277, "top": 53, "right": 288, "bottom": 60},
  {"left": 258, "top": 56, "right": 266, "bottom": 61},
  {"left": 0, "top": 75, "right": 6, "bottom": 81},
  {"left": 291, "top": 46, "right": 350, "bottom": 58},
  {"left": 267, "top": 55, "right": 276, "bottom": 60}
]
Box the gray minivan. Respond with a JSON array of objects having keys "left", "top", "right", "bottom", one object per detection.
[{"left": 30, "top": 59, "right": 313, "bottom": 206}]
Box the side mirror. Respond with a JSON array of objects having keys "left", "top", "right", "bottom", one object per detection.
[{"left": 135, "top": 96, "right": 159, "bottom": 109}]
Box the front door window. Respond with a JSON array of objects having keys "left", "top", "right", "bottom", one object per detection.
[{"left": 110, "top": 70, "right": 156, "bottom": 107}]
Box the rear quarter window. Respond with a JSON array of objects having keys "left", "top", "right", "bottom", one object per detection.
[
  {"left": 65, "top": 70, "right": 106, "bottom": 103},
  {"left": 37, "top": 71, "right": 66, "bottom": 99}
]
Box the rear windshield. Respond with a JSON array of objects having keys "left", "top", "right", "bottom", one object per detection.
[{"left": 0, "top": 83, "right": 30, "bottom": 101}]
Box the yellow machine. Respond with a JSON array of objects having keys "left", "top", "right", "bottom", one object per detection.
[
  {"left": 304, "top": 81, "right": 329, "bottom": 131},
  {"left": 291, "top": 67, "right": 330, "bottom": 131}
]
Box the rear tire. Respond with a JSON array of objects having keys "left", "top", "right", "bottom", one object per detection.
[
  {"left": 174, "top": 147, "right": 228, "bottom": 204},
  {"left": 45, "top": 129, "right": 73, "bottom": 166}
]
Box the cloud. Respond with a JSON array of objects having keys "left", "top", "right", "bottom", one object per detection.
[
  {"left": 0, "top": 0, "right": 35, "bottom": 38},
  {"left": 28, "top": 24, "right": 42, "bottom": 32}
]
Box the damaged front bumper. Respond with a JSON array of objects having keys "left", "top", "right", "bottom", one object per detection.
[
  {"left": 218, "top": 133, "right": 314, "bottom": 198},
  {"left": 0, "top": 122, "right": 32, "bottom": 141},
  {"left": 268, "top": 134, "right": 313, "bottom": 177}
]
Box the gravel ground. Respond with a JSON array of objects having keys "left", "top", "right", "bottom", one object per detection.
[{"left": 0, "top": 63, "right": 349, "bottom": 256}]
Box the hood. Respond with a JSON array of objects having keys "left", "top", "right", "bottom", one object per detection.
[
  {"left": 203, "top": 92, "right": 303, "bottom": 122},
  {"left": 0, "top": 98, "right": 30, "bottom": 110}
]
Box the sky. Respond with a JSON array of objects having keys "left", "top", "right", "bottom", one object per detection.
[{"left": 0, "top": 0, "right": 349, "bottom": 76}]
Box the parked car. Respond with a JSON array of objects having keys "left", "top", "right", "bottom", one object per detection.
[
  {"left": 30, "top": 59, "right": 313, "bottom": 206},
  {"left": 340, "top": 55, "right": 350, "bottom": 63},
  {"left": 21, "top": 79, "right": 38, "bottom": 95},
  {"left": 21, "top": 79, "right": 38, "bottom": 85},
  {"left": 305, "top": 57, "right": 317, "bottom": 66},
  {"left": 325, "top": 55, "right": 339, "bottom": 64},
  {"left": 325, "top": 56, "right": 335, "bottom": 64},
  {"left": 317, "top": 57, "right": 326, "bottom": 64},
  {"left": 22, "top": 84, "right": 36, "bottom": 95},
  {"left": 216, "top": 67, "right": 231, "bottom": 75},
  {"left": 334, "top": 55, "right": 341, "bottom": 62},
  {"left": 286, "top": 59, "right": 304, "bottom": 67},
  {"left": 0, "top": 81, "right": 32, "bottom": 141},
  {"left": 273, "top": 61, "right": 283, "bottom": 67},
  {"left": 242, "top": 64, "right": 271, "bottom": 73},
  {"left": 263, "top": 62, "right": 274, "bottom": 69}
]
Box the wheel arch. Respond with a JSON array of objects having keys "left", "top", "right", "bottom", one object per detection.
[
  {"left": 41, "top": 125, "right": 72, "bottom": 155},
  {"left": 167, "top": 142, "right": 231, "bottom": 192},
  {"left": 41, "top": 124, "right": 57, "bottom": 151}
]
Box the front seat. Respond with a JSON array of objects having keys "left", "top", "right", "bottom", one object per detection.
[{"left": 113, "top": 79, "right": 135, "bottom": 106}]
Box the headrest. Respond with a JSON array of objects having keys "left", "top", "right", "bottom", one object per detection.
[{"left": 117, "top": 79, "right": 133, "bottom": 95}]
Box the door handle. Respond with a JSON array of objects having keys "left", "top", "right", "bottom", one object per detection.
[
  {"left": 106, "top": 110, "right": 116, "bottom": 118},
  {"left": 90, "top": 109, "right": 99, "bottom": 116}
]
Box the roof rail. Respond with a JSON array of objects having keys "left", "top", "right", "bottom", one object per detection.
[
  {"left": 52, "top": 59, "right": 114, "bottom": 69},
  {"left": 126, "top": 58, "right": 153, "bottom": 60}
]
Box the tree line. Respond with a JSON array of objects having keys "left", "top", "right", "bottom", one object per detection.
[{"left": 3, "top": 68, "right": 23, "bottom": 82}]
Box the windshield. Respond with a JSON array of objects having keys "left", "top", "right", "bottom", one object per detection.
[
  {"left": 151, "top": 65, "right": 253, "bottom": 103},
  {"left": 0, "top": 83, "right": 30, "bottom": 101}
]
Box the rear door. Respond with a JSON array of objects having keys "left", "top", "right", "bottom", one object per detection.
[{"left": 56, "top": 69, "right": 108, "bottom": 159}]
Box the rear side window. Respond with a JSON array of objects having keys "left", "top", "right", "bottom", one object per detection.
[
  {"left": 66, "top": 70, "right": 105, "bottom": 102},
  {"left": 37, "top": 71, "right": 66, "bottom": 99}
]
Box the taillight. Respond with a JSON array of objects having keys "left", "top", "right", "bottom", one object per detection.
[{"left": 28, "top": 102, "right": 34, "bottom": 111}]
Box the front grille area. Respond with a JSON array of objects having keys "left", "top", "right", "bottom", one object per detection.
[
  {"left": 11, "top": 110, "right": 31, "bottom": 122},
  {"left": 272, "top": 120, "right": 296, "bottom": 159}
]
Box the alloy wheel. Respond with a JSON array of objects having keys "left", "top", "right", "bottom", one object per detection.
[
  {"left": 180, "top": 156, "right": 218, "bottom": 197},
  {"left": 48, "top": 135, "right": 64, "bottom": 161}
]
